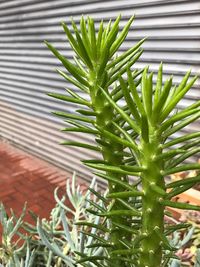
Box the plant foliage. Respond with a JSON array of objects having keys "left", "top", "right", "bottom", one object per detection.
[
  {"left": 0, "top": 174, "right": 109, "bottom": 267},
  {"left": 1, "top": 15, "right": 198, "bottom": 267},
  {"left": 0, "top": 175, "right": 200, "bottom": 266},
  {"left": 45, "top": 15, "right": 200, "bottom": 267}
]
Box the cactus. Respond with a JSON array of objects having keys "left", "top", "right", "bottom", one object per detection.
[
  {"left": 46, "top": 16, "right": 200, "bottom": 267},
  {"left": 45, "top": 16, "right": 144, "bottom": 267}
]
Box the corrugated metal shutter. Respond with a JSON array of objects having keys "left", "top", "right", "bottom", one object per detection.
[{"left": 0, "top": 0, "right": 199, "bottom": 180}]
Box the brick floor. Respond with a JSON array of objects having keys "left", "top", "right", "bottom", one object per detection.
[{"left": 0, "top": 141, "right": 84, "bottom": 224}]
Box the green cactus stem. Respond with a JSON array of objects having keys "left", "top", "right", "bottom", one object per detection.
[
  {"left": 46, "top": 16, "right": 145, "bottom": 267},
  {"left": 99, "top": 63, "right": 199, "bottom": 267},
  {"left": 47, "top": 15, "right": 200, "bottom": 267},
  {"left": 139, "top": 129, "right": 165, "bottom": 266}
]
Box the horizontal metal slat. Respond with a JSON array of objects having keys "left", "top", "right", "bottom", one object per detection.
[
  {"left": 0, "top": 1, "right": 199, "bottom": 24},
  {"left": 0, "top": 0, "right": 199, "bottom": 179}
]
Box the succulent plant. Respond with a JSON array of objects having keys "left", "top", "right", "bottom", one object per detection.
[
  {"left": 37, "top": 173, "right": 110, "bottom": 267},
  {"left": 0, "top": 203, "right": 36, "bottom": 267},
  {"left": 1, "top": 14, "right": 199, "bottom": 267},
  {"left": 45, "top": 15, "right": 200, "bottom": 267},
  {"left": 0, "top": 175, "right": 200, "bottom": 267},
  {"left": 45, "top": 16, "right": 145, "bottom": 267},
  {"left": 0, "top": 173, "right": 110, "bottom": 267},
  {"left": 194, "top": 248, "right": 200, "bottom": 267}
]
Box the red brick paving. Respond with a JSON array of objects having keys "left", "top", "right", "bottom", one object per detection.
[{"left": 0, "top": 141, "right": 84, "bottom": 223}]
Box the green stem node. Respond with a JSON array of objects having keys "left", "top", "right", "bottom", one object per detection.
[{"left": 139, "top": 129, "right": 165, "bottom": 267}]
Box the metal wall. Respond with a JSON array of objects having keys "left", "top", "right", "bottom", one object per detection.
[{"left": 0, "top": 0, "right": 199, "bottom": 180}]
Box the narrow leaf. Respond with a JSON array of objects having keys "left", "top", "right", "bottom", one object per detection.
[
  {"left": 110, "top": 15, "right": 135, "bottom": 56},
  {"left": 85, "top": 163, "right": 141, "bottom": 176},
  {"left": 166, "top": 174, "right": 200, "bottom": 188},
  {"left": 107, "top": 190, "right": 143, "bottom": 198},
  {"left": 169, "top": 147, "right": 200, "bottom": 168},
  {"left": 163, "top": 163, "right": 200, "bottom": 176},
  {"left": 76, "top": 256, "right": 109, "bottom": 264},
  {"left": 154, "top": 226, "right": 176, "bottom": 251},
  {"left": 88, "top": 17, "right": 97, "bottom": 61},
  {"left": 150, "top": 184, "right": 166, "bottom": 196},
  {"left": 112, "top": 221, "right": 138, "bottom": 234},
  {"left": 99, "top": 209, "right": 141, "bottom": 217},
  {"left": 75, "top": 221, "right": 109, "bottom": 232},
  {"left": 96, "top": 125, "right": 138, "bottom": 151},
  {"left": 109, "top": 47, "right": 141, "bottom": 78},
  {"left": 160, "top": 75, "right": 198, "bottom": 122},
  {"left": 65, "top": 87, "right": 89, "bottom": 102},
  {"left": 48, "top": 93, "right": 89, "bottom": 106},
  {"left": 80, "top": 231, "right": 108, "bottom": 244},
  {"left": 105, "top": 15, "right": 121, "bottom": 50},
  {"left": 61, "top": 210, "right": 75, "bottom": 251},
  {"left": 156, "top": 149, "right": 185, "bottom": 161},
  {"left": 160, "top": 107, "right": 200, "bottom": 132},
  {"left": 61, "top": 21, "right": 81, "bottom": 57},
  {"left": 98, "top": 86, "right": 140, "bottom": 133},
  {"left": 53, "top": 111, "right": 94, "bottom": 124},
  {"left": 45, "top": 41, "right": 88, "bottom": 84},
  {"left": 76, "top": 109, "right": 97, "bottom": 116},
  {"left": 180, "top": 138, "right": 200, "bottom": 150},
  {"left": 120, "top": 165, "right": 145, "bottom": 172},
  {"left": 165, "top": 223, "right": 191, "bottom": 234},
  {"left": 80, "top": 16, "right": 92, "bottom": 57},
  {"left": 88, "top": 188, "right": 108, "bottom": 203},
  {"left": 71, "top": 18, "right": 93, "bottom": 69},
  {"left": 61, "top": 141, "right": 100, "bottom": 151},
  {"left": 111, "top": 68, "right": 142, "bottom": 96},
  {"left": 142, "top": 70, "right": 153, "bottom": 116},
  {"left": 86, "top": 199, "right": 105, "bottom": 212},
  {"left": 166, "top": 182, "right": 196, "bottom": 199},
  {"left": 111, "top": 248, "right": 141, "bottom": 255},
  {"left": 153, "top": 76, "right": 173, "bottom": 122},
  {"left": 175, "top": 69, "right": 191, "bottom": 94},
  {"left": 112, "top": 121, "right": 139, "bottom": 153},
  {"left": 86, "top": 243, "right": 113, "bottom": 248},
  {"left": 128, "top": 68, "right": 145, "bottom": 115},
  {"left": 160, "top": 199, "right": 200, "bottom": 211},
  {"left": 107, "top": 38, "right": 146, "bottom": 70},
  {"left": 96, "top": 20, "right": 104, "bottom": 58},
  {"left": 94, "top": 172, "right": 133, "bottom": 190},
  {"left": 119, "top": 75, "right": 141, "bottom": 123},
  {"left": 163, "top": 132, "right": 200, "bottom": 148},
  {"left": 37, "top": 222, "right": 74, "bottom": 266},
  {"left": 57, "top": 69, "right": 89, "bottom": 93},
  {"left": 154, "top": 62, "right": 163, "bottom": 106},
  {"left": 97, "top": 44, "right": 110, "bottom": 76},
  {"left": 163, "top": 111, "right": 200, "bottom": 138},
  {"left": 107, "top": 49, "right": 143, "bottom": 86},
  {"left": 64, "top": 119, "right": 95, "bottom": 131}
]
